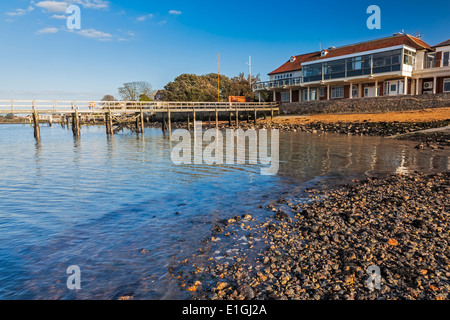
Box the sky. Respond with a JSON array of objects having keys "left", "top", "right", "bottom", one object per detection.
[{"left": 0, "top": 0, "right": 449, "bottom": 100}]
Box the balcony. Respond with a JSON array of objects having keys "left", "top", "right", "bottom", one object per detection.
[{"left": 253, "top": 77, "right": 303, "bottom": 91}]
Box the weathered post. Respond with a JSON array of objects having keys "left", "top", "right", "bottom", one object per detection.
[
  {"left": 229, "top": 111, "right": 232, "bottom": 126},
  {"left": 167, "top": 107, "right": 172, "bottom": 133},
  {"left": 108, "top": 109, "right": 113, "bottom": 135},
  {"left": 193, "top": 108, "right": 196, "bottom": 125},
  {"left": 271, "top": 105, "right": 274, "bottom": 121},
  {"left": 215, "top": 107, "right": 218, "bottom": 129},
  {"left": 187, "top": 112, "right": 191, "bottom": 130},
  {"left": 162, "top": 113, "right": 166, "bottom": 132},
  {"left": 140, "top": 108, "right": 145, "bottom": 134},
  {"left": 72, "top": 110, "right": 80, "bottom": 137},
  {"left": 135, "top": 112, "right": 140, "bottom": 133},
  {"left": 208, "top": 112, "right": 211, "bottom": 127},
  {"left": 254, "top": 107, "right": 257, "bottom": 125},
  {"left": 105, "top": 112, "right": 110, "bottom": 135},
  {"left": 235, "top": 105, "right": 239, "bottom": 127},
  {"left": 32, "top": 101, "right": 40, "bottom": 141}
]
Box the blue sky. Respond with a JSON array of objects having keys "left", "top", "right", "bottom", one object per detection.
[{"left": 0, "top": 0, "right": 449, "bottom": 100}]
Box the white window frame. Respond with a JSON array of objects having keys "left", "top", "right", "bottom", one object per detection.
[
  {"left": 443, "top": 51, "right": 450, "bottom": 67},
  {"left": 444, "top": 78, "right": 450, "bottom": 93},
  {"left": 331, "top": 86, "right": 344, "bottom": 99},
  {"left": 281, "top": 92, "right": 290, "bottom": 102}
]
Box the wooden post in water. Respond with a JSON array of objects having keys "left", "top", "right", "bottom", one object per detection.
[
  {"left": 254, "top": 107, "right": 257, "bottom": 125},
  {"left": 229, "top": 111, "right": 232, "bottom": 126},
  {"left": 235, "top": 106, "right": 239, "bottom": 127},
  {"left": 215, "top": 107, "right": 218, "bottom": 129},
  {"left": 167, "top": 107, "right": 172, "bottom": 133},
  {"left": 271, "top": 106, "right": 274, "bottom": 121},
  {"left": 140, "top": 108, "right": 145, "bottom": 134},
  {"left": 105, "top": 113, "right": 110, "bottom": 135},
  {"left": 72, "top": 110, "right": 80, "bottom": 137},
  {"left": 187, "top": 113, "right": 191, "bottom": 131},
  {"left": 208, "top": 112, "right": 211, "bottom": 127},
  {"left": 135, "top": 112, "right": 140, "bottom": 133},
  {"left": 193, "top": 108, "right": 196, "bottom": 125},
  {"left": 32, "top": 101, "right": 40, "bottom": 141},
  {"left": 162, "top": 113, "right": 166, "bottom": 132}
]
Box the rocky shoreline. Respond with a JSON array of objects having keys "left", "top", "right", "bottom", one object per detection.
[
  {"left": 168, "top": 118, "right": 450, "bottom": 149},
  {"left": 172, "top": 171, "right": 450, "bottom": 300}
]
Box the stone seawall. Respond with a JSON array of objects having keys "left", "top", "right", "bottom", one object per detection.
[{"left": 279, "top": 93, "right": 450, "bottom": 115}]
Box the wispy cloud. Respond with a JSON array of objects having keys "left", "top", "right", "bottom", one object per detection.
[
  {"left": 35, "top": 1, "right": 68, "bottom": 13},
  {"left": 76, "top": 28, "right": 113, "bottom": 41},
  {"left": 71, "top": 0, "right": 110, "bottom": 10},
  {"left": 136, "top": 13, "right": 153, "bottom": 22},
  {"left": 36, "top": 27, "right": 59, "bottom": 34},
  {"left": 5, "top": 5, "right": 34, "bottom": 17},
  {"left": 51, "top": 14, "right": 68, "bottom": 19},
  {"left": 169, "top": 10, "right": 182, "bottom": 15},
  {"left": 35, "top": 0, "right": 109, "bottom": 13}
]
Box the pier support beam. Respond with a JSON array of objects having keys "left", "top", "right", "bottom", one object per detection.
[
  {"left": 187, "top": 113, "right": 191, "bottom": 131},
  {"left": 72, "top": 110, "right": 80, "bottom": 137},
  {"left": 235, "top": 106, "right": 239, "bottom": 127},
  {"left": 167, "top": 107, "right": 172, "bottom": 133},
  {"left": 32, "top": 110, "right": 40, "bottom": 141},
  {"left": 215, "top": 107, "right": 218, "bottom": 129},
  {"left": 254, "top": 107, "right": 257, "bottom": 125},
  {"left": 140, "top": 109, "right": 145, "bottom": 134}
]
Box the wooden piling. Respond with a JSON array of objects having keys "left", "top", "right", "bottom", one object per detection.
[
  {"left": 72, "top": 110, "right": 80, "bottom": 137},
  {"left": 135, "top": 112, "right": 140, "bottom": 133},
  {"left": 105, "top": 113, "right": 110, "bottom": 135},
  {"left": 140, "top": 108, "right": 145, "bottom": 134},
  {"left": 32, "top": 110, "right": 40, "bottom": 141},
  {"left": 254, "top": 107, "right": 257, "bottom": 125},
  {"left": 187, "top": 113, "right": 191, "bottom": 131},
  {"left": 162, "top": 113, "right": 166, "bottom": 132},
  {"left": 167, "top": 107, "right": 172, "bottom": 133},
  {"left": 215, "top": 107, "right": 218, "bottom": 129},
  {"left": 271, "top": 106, "right": 274, "bottom": 121},
  {"left": 235, "top": 106, "right": 239, "bottom": 127}
]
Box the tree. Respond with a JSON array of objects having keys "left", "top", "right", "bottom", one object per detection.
[
  {"left": 162, "top": 73, "right": 260, "bottom": 102},
  {"left": 101, "top": 95, "right": 117, "bottom": 101},
  {"left": 118, "top": 81, "right": 155, "bottom": 101}
]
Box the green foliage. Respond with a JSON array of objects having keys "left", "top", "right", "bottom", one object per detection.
[{"left": 162, "top": 73, "right": 262, "bottom": 102}]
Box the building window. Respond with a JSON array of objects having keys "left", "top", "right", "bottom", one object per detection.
[
  {"left": 331, "top": 86, "right": 344, "bottom": 99},
  {"left": 352, "top": 85, "right": 358, "bottom": 98},
  {"left": 444, "top": 52, "right": 449, "bottom": 67},
  {"left": 444, "top": 78, "right": 450, "bottom": 93},
  {"left": 425, "top": 53, "right": 436, "bottom": 69},
  {"left": 281, "top": 92, "right": 290, "bottom": 102},
  {"left": 403, "top": 49, "right": 416, "bottom": 67},
  {"left": 320, "top": 87, "right": 325, "bottom": 97}
]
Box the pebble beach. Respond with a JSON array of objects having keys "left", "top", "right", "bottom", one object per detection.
[{"left": 173, "top": 171, "right": 450, "bottom": 300}]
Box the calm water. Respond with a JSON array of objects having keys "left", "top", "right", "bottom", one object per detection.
[{"left": 0, "top": 124, "right": 448, "bottom": 300}]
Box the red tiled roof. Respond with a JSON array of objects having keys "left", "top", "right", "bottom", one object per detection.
[
  {"left": 268, "top": 34, "right": 432, "bottom": 75},
  {"left": 434, "top": 39, "right": 450, "bottom": 48},
  {"left": 268, "top": 51, "right": 320, "bottom": 75}
]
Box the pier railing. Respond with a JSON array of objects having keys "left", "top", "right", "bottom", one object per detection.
[{"left": 0, "top": 100, "right": 278, "bottom": 115}]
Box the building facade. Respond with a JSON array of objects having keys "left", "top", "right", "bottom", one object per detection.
[{"left": 253, "top": 34, "right": 450, "bottom": 102}]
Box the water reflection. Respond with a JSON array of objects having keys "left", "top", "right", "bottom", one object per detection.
[{"left": 0, "top": 125, "right": 447, "bottom": 300}]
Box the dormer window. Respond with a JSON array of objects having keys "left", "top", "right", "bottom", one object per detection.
[
  {"left": 290, "top": 56, "right": 296, "bottom": 62},
  {"left": 321, "top": 50, "right": 328, "bottom": 57}
]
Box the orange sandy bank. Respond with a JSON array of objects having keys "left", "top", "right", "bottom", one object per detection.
[{"left": 270, "top": 107, "right": 450, "bottom": 124}]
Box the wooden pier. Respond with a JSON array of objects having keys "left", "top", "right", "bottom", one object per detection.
[{"left": 0, "top": 100, "right": 279, "bottom": 140}]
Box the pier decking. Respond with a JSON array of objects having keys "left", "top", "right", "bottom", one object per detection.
[{"left": 0, "top": 100, "right": 279, "bottom": 140}]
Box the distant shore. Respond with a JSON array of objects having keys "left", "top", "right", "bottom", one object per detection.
[{"left": 173, "top": 171, "right": 450, "bottom": 300}]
